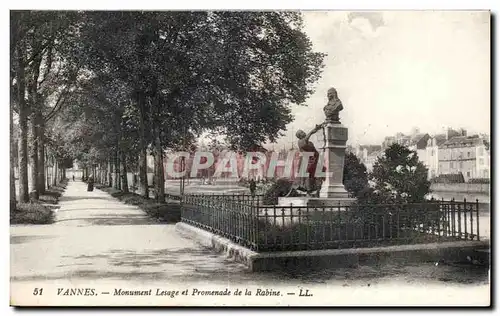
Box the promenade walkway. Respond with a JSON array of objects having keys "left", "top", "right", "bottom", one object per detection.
[{"left": 10, "top": 181, "right": 245, "bottom": 283}]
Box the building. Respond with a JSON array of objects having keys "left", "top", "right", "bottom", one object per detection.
[
  {"left": 475, "top": 138, "right": 491, "bottom": 179},
  {"left": 424, "top": 134, "right": 447, "bottom": 179},
  {"left": 438, "top": 134, "right": 490, "bottom": 182},
  {"left": 351, "top": 145, "right": 382, "bottom": 172},
  {"left": 382, "top": 129, "right": 430, "bottom": 151},
  {"left": 381, "top": 136, "right": 396, "bottom": 149},
  {"left": 364, "top": 149, "right": 383, "bottom": 172}
]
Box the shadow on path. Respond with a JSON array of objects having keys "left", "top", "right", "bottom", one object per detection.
[
  {"left": 10, "top": 235, "right": 57, "bottom": 245},
  {"left": 59, "top": 196, "right": 116, "bottom": 202},
  {"left": 54, "top": 217, "right": 159, "bottom": 226}
]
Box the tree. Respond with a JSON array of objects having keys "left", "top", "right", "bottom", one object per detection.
[
  {"left": 11, "top": 12, "right": 26, "bottom": 203},
  {"left": 11, "top": 11, "right": 84, "bottom": 202},
  {"left": 343, "top": 152, "right": 369, "bottom": 198},
  {"left": 370, "top": 143, "right": 431, "bottom": 203},
  {"left": 77, "top": 11, "right": 325, "bottom": 201}
]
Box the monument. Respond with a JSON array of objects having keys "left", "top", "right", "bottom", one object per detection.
[{"left": 278, "top": 87, "right": 355, "bottom": 207}]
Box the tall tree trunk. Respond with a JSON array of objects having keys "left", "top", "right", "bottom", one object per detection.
[
  {"left": 114, "top": 148, "right": 120, "bottom": 189},
  {"left": 154, "top": 126, "right": 165, "bottom": 202},
  {"left": 10, "top": 14, "right": 18, "bottom": 210},
  {"left": 52, "top": 158, "right": 58, "bottom": 186},
  {"left": 108, "top": 156, "right": 113, "bottom": 187},
  {"left": 28, "top": 53, "right": 43, "bottom": 199},
  {"left": 104, "top": 164, "right": 108, "bottom": 185},
  {"left": 45, "top": 148, "right": 50, "bottom": 189},
  {"left": 100, "top": 165, "right": 102, "bottom": 184},
  {"left": 29, "top": 114, "right": 39, "bottom": 199},
  {"left": 137, "top": 95, "right": 149, "bottom": 198},
  {"left": 121, "top": 151, "right": 129, "bottom": 193},
  {"left": 16, "top": 41, "right": 29, "bottom": 203},
  {"left": 10, "top": 97, "right": 17, "bottom": 211},
  {"left": 37, "top": 126, "right": 45, "bottom": 194},
  {"left": 102, "top": 164, "right": 105, "bottom": 184}
]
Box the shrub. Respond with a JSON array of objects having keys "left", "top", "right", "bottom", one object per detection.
[
  {"left": 39, "top": 186, "right": 64, "bottom": 204},
  {"left": 11, "top": 202, "right": 54, "bottom": 225},
  {"left": 343, "top": 152, "right": 369, "bottom": 198},
  {"left": 469, "top": 178, "right": 490, "bottom": 184},
  {"left": 370, "top": 143, "right": 431, "bottom": 203},
  {"left": 262, "top": 178, "right": 293, "bottom": 205}
]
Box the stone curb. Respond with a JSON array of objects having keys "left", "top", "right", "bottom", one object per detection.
[{"left": 175, "top": 222, "right": 490, "bottom": 272}]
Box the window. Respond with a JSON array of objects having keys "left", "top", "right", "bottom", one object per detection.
[
  {"left": 450, "top": 162, "right": 454, "bottom": 169},
  {"left": 479, "top": 147, "right": 484, "bottom": 156},
  {"left": 459, "top": 161, "right": 463, "bottom": 169},
  {"left": 467, "top": 171, "right": 470, "bottom": 178},
  {"left": 479, "top": 158, "right": 484, "bottom": 165},
  {"left": 467, "top": 151, "right": 471, "bottom": 158}
]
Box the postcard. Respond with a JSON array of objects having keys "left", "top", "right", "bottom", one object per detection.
[{"left": 9, "top": 10, "right": 490, "bottom": 307}]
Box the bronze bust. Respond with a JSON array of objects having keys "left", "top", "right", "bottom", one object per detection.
[{"left": 323, "top": 87, "right": 343, "bottom": 123}]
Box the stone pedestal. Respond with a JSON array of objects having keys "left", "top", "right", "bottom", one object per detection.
[
  {"left": 319, "top": 122, "right": 350, "bottom": 199},
  {"left": 278, "top": 196, "right": 355, "bottom": 208}
]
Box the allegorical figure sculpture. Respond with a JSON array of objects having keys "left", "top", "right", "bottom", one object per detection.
[
  {"left": 294, "top": 124, "right": 325, "bottom": 196},
  {"left": 323, "top": 87, "right": 343, "bottom": 123}
]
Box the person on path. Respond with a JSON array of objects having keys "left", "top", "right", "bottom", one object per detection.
[
  {"left": 249, "top": 178, "right": 256, "bottom": 198},
  {"left": 87, "top": 176, "right": 94, "bottom": 192},
  {"left": 72, "top": 175, "right": 75, "bottom": 182}
]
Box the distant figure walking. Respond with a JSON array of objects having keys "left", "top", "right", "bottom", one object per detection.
[
  {"left": 249, "top": 178, "right": 256, "bottom": 198},
  {"left": 87, "top": 176, "right": 94, "bottom": 192},
  {"left": 72, "top": 175, "right": 75, "bottom": 182}
]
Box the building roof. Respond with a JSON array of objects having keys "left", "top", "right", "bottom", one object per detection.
[
  {"left": 433, "top": 134, "right": 448, "bottom": 146},
  {"left": 411, "top": 133, "right": 429, "bottom": 143},
  {"left": 367, "top": 149, "right": 383, "bottom": 158},
  {"left": 440, "top": 135, "right": 487, "bottom": 148}
]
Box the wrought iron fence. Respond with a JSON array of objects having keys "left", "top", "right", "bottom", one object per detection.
[
  {"left": 183, "top": 193, "right": 263, "bottom": 205},
  {"left": 181, "top": 195, "right": 480, "bottom": 252},
  {"left": 167, "top": 192, "right": 263, "bottom": 203}
]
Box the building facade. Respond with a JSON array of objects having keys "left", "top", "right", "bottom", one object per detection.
[
  {"left": 438, "top": 135, "right": 490, "bottom": 182},
  {"left": 350, "top": 145, "right": 382, "bottom": 172},
  {"left": 424, "top": 134, "right": 447, "bottom": 179}
]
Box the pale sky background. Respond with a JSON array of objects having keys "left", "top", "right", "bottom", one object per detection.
[{"left": 272, "top": 11, "right": 490, "bottom": 149}]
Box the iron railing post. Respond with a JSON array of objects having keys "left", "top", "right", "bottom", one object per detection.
[
  {"left": 476, "top": 199, "right": 480, "bottom": 241},
  {"left": 463, "top": 198, "right": 468, "bottom": 240}
]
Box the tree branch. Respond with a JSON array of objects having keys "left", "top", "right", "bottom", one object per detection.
[
  {"left": 38, "top": 41, "right": 54, "bottom": 87},
  {"left": 43, "top": 87, "right": 68, "bottom": 122},
  {"left": 26, "top": 38, "right": 53, "bottom": 65}
]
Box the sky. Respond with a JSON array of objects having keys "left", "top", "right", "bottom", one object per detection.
[{"left": 273, "top": 11, "right": 490, "bottom": 149}]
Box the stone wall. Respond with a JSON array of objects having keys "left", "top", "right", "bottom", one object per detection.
[{"left": 430, "top": 183, "right": 489, "bottom": 194}]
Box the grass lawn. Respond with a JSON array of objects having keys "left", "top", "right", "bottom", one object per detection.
[{"left": 11, "top": 179, "right": 68, "bottom": 225}]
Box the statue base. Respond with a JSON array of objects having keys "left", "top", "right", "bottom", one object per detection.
[
  {"left": 319, "top": 184, "right": 350, "bottom": 199},
  {"left": 278, "top": 196, "right": 356, "bottom": 209}
]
